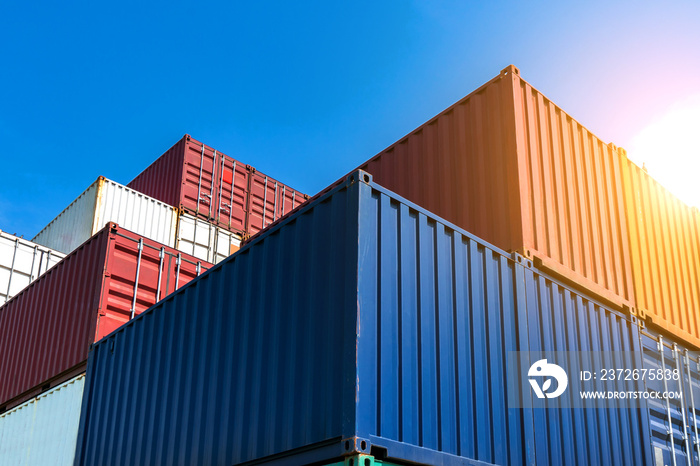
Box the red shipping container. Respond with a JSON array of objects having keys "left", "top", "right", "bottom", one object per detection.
[
  {"left": 127, "top": 134, "right": 308, "bottom": 237},
  {"left": 0, "top": 223, "right": 211, "bottom": 411}
]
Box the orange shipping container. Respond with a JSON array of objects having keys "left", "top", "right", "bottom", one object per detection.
[
  {"left": 357, "top": 65, "right": 635, "bottom": 311},
  {"left": 622, "top": 155, "right": 700, "bottom": 347}
]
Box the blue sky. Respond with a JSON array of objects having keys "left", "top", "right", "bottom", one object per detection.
[{"left": 2, "top": 1, "right": 699, "bottom": 237}]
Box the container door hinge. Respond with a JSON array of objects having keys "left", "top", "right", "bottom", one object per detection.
[{"left": 340, "top": 437, "right": 371, "bottom": 456}]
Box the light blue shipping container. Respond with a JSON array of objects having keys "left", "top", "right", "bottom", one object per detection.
[{"left": 0, "top": 375, "right": 84, "bottom": 466}]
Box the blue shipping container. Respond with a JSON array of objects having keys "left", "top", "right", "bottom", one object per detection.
[{"left": 74, "top": 171, "right": 652, "bottom": 466}]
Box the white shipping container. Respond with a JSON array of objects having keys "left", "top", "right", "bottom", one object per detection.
[
  {"left": 0, "top": 375, "right": 84, "bottom": 466},
  {"left": 175, "top": 213, "right": 242, "bottom": 264},
  {"left": 32, "top": 176, "right": 178, "bottom": 254},
  {"left": 0, "top": 231, "right": 65, "bottom": 305}
]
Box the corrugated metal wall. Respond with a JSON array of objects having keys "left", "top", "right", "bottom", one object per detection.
[
  {"left": 0, "top": 228, "right": 108, "bottom": 408},
  {"left": 75, "top": 183, "right": 355, "bottom": 466},
  {"left": 75, "top": 175, "right": 651, "bottom": 466},
  {"left": 511, "top": 78, "right": 634, "bottom": 306},
  {"left": 127, "top": 135, "right": 308, "bottom": 237},
  {"left": 31, "top": 179, "right": 100, "bottom": 255},
  {"left": 127, "top": 136, "right": 186, "bottom": 209},
  {"left": 0, "top": 231, "right": 65, "bottom": 304},
  {"left": 32, "top": 177, "right": 178, "bottom": 254},
  {"left": 355, "top": 66, "right": 635, "bottom": 318},
  {"left": 0, "top": 375, "right": 84, "bottom": 466},
  {"left": 0, "top": 224, "right": 210, "bottom": 410},
  {"left": 355, "top": 183, "right": 649, "bottom": 465},
  {"left": 623, "top": 156, "right": 700, "bottom": 347}
]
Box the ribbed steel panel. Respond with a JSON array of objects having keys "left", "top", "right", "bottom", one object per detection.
[
  {"left": 0, "top": 375, "right": 84, "bottom": 466},
  {"left": 175, "top": 213, "right": 241, "bottom": 264},
  {"left": 32, "top": 177, "right": 177, "bottom": 254},
  {"left": 623, "top": 155, "right": 700, "bottom": 348},
  {"left": 75, "top": 172, "right": 650, "bottom": 466},
  {"left": 640, "top": 329, "right": 700, "bottom": 466},
  {"left": 310, "top": 65, "right": 632, "bottom": 314},
  {"left": 0, "top": 230, "right": 64, "bottom": 304},
  {"left": 0, "top": 224, "right": 211, "bottom": 411},
  {"left": 127, "top": 134, "right": 307, "bottom": 237}
]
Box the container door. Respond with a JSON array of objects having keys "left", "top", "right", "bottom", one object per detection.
[
  {"left": 276, "top": 184, "right": 307, "bottom": 220},
  {"left": 642, "top": 331, "right": 700, "bottom": 466},
  {"left": 212, "top": 153, "right": 249, "bottom": 234},
  {"left": 247, "top": 171, "right": 279, "bottom": 236},
  {"left": 181, "top": 141, "right": 217, "bottom": 221}
]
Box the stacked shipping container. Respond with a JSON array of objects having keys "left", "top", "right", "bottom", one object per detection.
[
  {"left": 32, "top": 176, "right": 241, "bottom": 264},
  {"left": 127, "top": 134, "right": 308, "bottom": 238},
  {"left": 0, "top": 223, "right": 211, "bottom": 411},
  {"left": 73, "top": 173, "right": 653, "bottom": 466},
  {"left": 2, "top": 65, "right": 699, "bottom": 465},
  {"left": 0, "top": 375, "right": 85, "bottom": 466},
  {"left": 280, "top": 65, "right": 700, "bottom": 352},
  {"left": 0, "top": 230, "right": 65, "bottom": 304}
]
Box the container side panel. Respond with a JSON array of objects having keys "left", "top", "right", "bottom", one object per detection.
[
  {"left": 358, "top": 72, "right": 522, "bottom": 258},
  {"left": 521, "top": 269, "right": 648, "bottom": 466},
  {"left": 175, "top": 213, "right": 242, "bottom": 264},
  {"left": 31, "top": 180, "right": 100, "bottom": 254},
  {"left": 95, "top": 227, "right": 211, "bottom": 341},
  {"left": 75, "top": 185, "right": 358, "bottom": 466},
  {"left": 0, "top": 231, "right": 65, "bottom": 304},
  {"left": 33, "top": 178, "right": 177, "bottom": 255},
  {"left": 96, "top": 179, "right": 177, "bottom": 248},
  {"left": 512, "top": 80, "right": 634, "bottom": 303},
  {"left": 0, "top": 231, "right": 108, "bottom": 408},
  {"left": 127, "top": 136, "right": 186, "bottom": 209},
  {"left": 0, "top": 375, "right": 85, "bottom": 466},
  {"left": 625, "top": 159, "right": 700, "bottom": 345}
]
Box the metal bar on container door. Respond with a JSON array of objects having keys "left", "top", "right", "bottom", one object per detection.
[
  {"left": 292, "top": 190, "right": 296, "bottom": 209},
  {"left": 156, "top": 247, "right": 165, "bottom": 302},
  {"left": 208, "top": 150, "right": 217, "bottom": 221},
  {"left": 281, "top": 185, "right": 286, "bottom": 216},
  {"left": 192, "top": 217, "right": 199, "bottom": 258},
  {"left": 217, "top": 152, "right": 224, "bottom": 223},
  {"left": 262, "top": 176, "right": 268, "bottom": 228},
  {"left": 175, "top": 253, "right": 181, "bottom": 289},
  {"left": 228, "top": 161, "right": 236, "bottom": 227},
  {"left": 196, "top": 145, "right": 205, "bottom": 214},
  {"left": 29, "top": 245, "right": 38, "bottom": 281},
  {"left": 196, "top": 261, "right": 202, "bottom": 276},
  {"left": 130, "top": 238, "right": 144, "bottom": 320},
  {"left": 4, "top": 238, "right": 19, "bottom": 303},
  {"left": 660, "top": 336, "right": 679, "bottom": 466},
  {"left": 44, "top": 250, "right": 52, "bottom": 274},
  {"left": 273, "top": 181, "right": 278, "bottom": 222},
  {"left": 673, "top": 344, "right": 692, "bottom": 465},
  {"left": 685, "top": 350, "right": 700, "bottom": 464}
]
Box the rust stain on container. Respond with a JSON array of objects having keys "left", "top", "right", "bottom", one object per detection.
[
  {"left": 356, "top": 65, "right": 634, "bottom": 309},
  {"left": 622, "top": 154, "right": 700, "bottom": 346}
]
